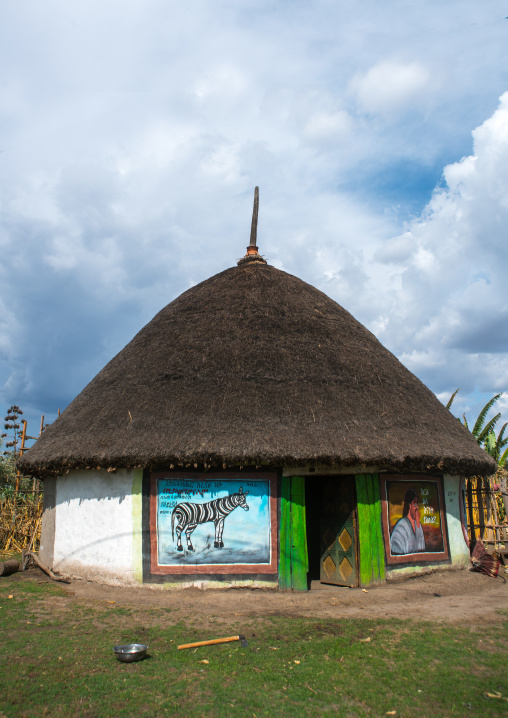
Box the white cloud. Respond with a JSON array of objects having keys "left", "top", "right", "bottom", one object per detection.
[
  {"left": 374, "top": 232, "right": 416, "bottom": 264},
  {"left": 371, "top": 92, "right": 508, "bottom": 402},
  {"left": 0, "top": 0, "right": 507, "bottom": 433},
  {"left": 194, "top": 65, "right": 247, "bottom": 100},
  {"left": 303, "top": 110, "right": 353, "bottom": 144},
  {"left": 352, "top": 60, "right": 430, "bottom": 116}
]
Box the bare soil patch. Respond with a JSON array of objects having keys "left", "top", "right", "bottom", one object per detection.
[{"left": 7, "top": 565, "right": 508, "bottom": 629}]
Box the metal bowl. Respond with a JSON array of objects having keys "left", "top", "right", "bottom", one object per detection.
[{"left": 113, "top": 644, "right": 148, "bottom": 663}]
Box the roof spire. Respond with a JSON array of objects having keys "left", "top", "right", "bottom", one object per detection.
[
  {"left": 249, "top": 186, "right": 259, "bottom": 251},
  {"left": 238, "top": 186, "right": 267, "bottom": 266}
]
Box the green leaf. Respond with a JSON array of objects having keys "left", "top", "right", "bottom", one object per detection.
[
  {"left": 472, "top": 393, "right": 503, "bottom": 438},
  {"left": 477, "top": 413, "right": 501, "bottom": 445},
  {"left": 485, "top": 431, "right": 497, "bottom": 455},
  {"left": 446, "top": 389, "right": 460, "bottom": 410},
  {"left": 491, "top": 423, "right": 508, "bottom": 461},
  {"left": 499, "top": 446, "right": 508, "bottom": 467}
]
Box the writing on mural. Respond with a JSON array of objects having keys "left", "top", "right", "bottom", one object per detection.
[{"left": 161, "top": 480, "right": 213, "bottom": 490}]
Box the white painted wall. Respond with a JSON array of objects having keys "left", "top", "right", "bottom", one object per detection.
[
  {"left": 53, "top": 469, "right": 139, "bottom": 586},
  {"left": 443, "top": 474, "right": 470, "bottom": 568},
  {"left": 49, "top": 468, "right": 469, "bottom": 588}
]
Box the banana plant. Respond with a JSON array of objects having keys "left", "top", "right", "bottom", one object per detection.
[
  {"left": 447, "top": 390, "right": 507, "bottom": 466},
  {"left": 486, "top": 422, "right": 508, "bottom": 467}
]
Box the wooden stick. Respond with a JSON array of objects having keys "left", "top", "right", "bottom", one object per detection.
[
  {"left": 19, "top": 420, "right": 28, "bottom": 456},
  {"left": 178, "top": 635, "right": 241, "bottom": 650},
  {"left": 26, "top": 516, "right": 41, "bottom": 557},
  {"left": 469, "top": 523, "right": 507, "bottom": 529},
  {"left": 249, "top": 186, "right": 259, "bottom": 248},
  {"left": 27, "top": 551, "right": 71, "bottom": 583},
  {"left": 490, "top": 491, "right": 501, "bottom": 544}
]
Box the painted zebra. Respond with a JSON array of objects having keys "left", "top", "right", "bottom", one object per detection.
[{"left": 171, "top": 488, "right": 250, "bottom": 552}]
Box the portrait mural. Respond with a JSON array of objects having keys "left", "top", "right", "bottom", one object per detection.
[
  {"left": 149, "top": 472, "right": 278, "bottom": 575},
  {"left": 380, "top": 475, "right": 450, "bottom": 566}
]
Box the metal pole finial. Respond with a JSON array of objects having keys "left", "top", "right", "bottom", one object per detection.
[
  {"left": 237, "top": 186, "right": 266, "bottom": 266},
  {"left": 248, "top": 186, "right": 259, "bottom": 251}
]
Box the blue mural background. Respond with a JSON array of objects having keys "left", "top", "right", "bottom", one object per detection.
[{"left": 156, "top": 477, "right": 271, "bottom": 565}]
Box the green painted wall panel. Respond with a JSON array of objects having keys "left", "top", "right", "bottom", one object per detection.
[
  {"left": 356, "top": 474, "right": 373, "bottom": 586},
  {"left": 372, "top": 477, "right": 386, "bottom": 581},
  {"left": 279, "top": 477, "right": 291, "bottom": 589},
  {"left": 290, "top": 476, "right": 308, "bottom": 591},
  {"left": 279, "top": 476, "right": 309, "bottom": 591},
  {"left": 356, "top": 473, "right": 385, "bottom": 586},
  {"left": 365, "top": 476, "right": 380, "bottom": 582}
]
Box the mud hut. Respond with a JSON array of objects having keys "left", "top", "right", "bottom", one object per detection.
[{"left": 18, "top": 190, "right": 496, "bottom": 589}]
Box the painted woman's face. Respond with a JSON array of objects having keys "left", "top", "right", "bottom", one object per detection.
[{"left": 408, "top": 498, "right": 419, "bottom": 521}]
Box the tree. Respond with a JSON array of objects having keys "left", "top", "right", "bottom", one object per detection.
[
  {"left": 447, "top": 391, "right": 508, "bottom": 466},
  {"left": 2, "top": 405, "right": 23, "bottom": 456}
]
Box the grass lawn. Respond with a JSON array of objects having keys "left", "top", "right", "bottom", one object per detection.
[{"left": 0, "top": 578, "right": 506, "bottom": 717}]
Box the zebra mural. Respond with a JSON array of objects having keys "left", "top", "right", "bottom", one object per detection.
[{"left": 171, "top": 487, "right": 250, "bottom": 551}]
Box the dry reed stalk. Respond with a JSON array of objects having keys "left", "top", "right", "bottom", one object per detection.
[{"left": 0, "top": 491, "right": 43, "bottom": 555}]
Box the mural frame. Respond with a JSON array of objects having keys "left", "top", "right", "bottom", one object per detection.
[
  {"left": 149, "top": 472, "right": 278, "bottom": 575},
  {"left": 380, "top": 474, "right": 450, "bottom": 567}
]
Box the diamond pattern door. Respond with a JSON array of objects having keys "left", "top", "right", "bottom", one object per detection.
[{"left": 320, "top": 477, "right": 358, "bottom": 586}]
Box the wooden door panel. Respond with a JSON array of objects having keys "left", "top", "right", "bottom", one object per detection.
[
  {"left": 279, "top": 476, "right": 309, "bottom": 591},
  {"left": 320, "top": 477, "right": 358, "bottom": 587}
]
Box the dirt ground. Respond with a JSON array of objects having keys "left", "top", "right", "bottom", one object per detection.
[{"left": 8, "top": 565, "right": 508, "bottom": 626}]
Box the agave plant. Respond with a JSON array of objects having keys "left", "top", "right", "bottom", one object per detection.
[{"left": 447, "top": 390, "right": 508, "bottom": 467}]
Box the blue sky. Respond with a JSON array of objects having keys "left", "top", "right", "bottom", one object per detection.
[{"left": 1, "top": 0, "right": 508, "bottom": 444}]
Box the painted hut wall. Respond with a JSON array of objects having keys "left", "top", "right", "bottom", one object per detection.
[
  {"left": 356, "top": 474, "right": 386, "bottom": 586},
  {"left": 42, "top": 466, "right": 470, "bottom": 589},
  {"left": 39, "top": 476, "right": 56, "bottom": 569},
  {"left": 143, "top": 471, "right": 280, "bottom": 590},
  {"left": 279, "top": 476, "right": 308, "bottom": 590},
  {"left": 384, "top": 474, "right": 469, "bottom": 579},
  {"left": 442, "top": 474, "right": 469, "bottom": 567},
  {"left": 52, "top": 469, "right": 143, "bottom": 586}
]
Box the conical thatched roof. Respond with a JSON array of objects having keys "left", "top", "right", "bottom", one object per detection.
[{"left": 19, "top": 259, "right": 496, "bottom": 478}]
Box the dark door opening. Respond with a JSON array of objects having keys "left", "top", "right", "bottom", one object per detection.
[{"left": 305, "top": 475, "right": 359, "bottom": 588}]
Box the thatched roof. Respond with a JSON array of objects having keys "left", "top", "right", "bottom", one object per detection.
[{"left": 18, "top": 259, "right": 496, "bottom": 478}]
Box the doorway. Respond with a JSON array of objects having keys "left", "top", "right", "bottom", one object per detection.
[{"left": 305, "top": 475, "right": 359, "bottom": 588}]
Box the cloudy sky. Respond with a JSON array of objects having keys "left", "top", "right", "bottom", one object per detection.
[{"left": 1, "top": 0, "right": 507, "bottom": 444}]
